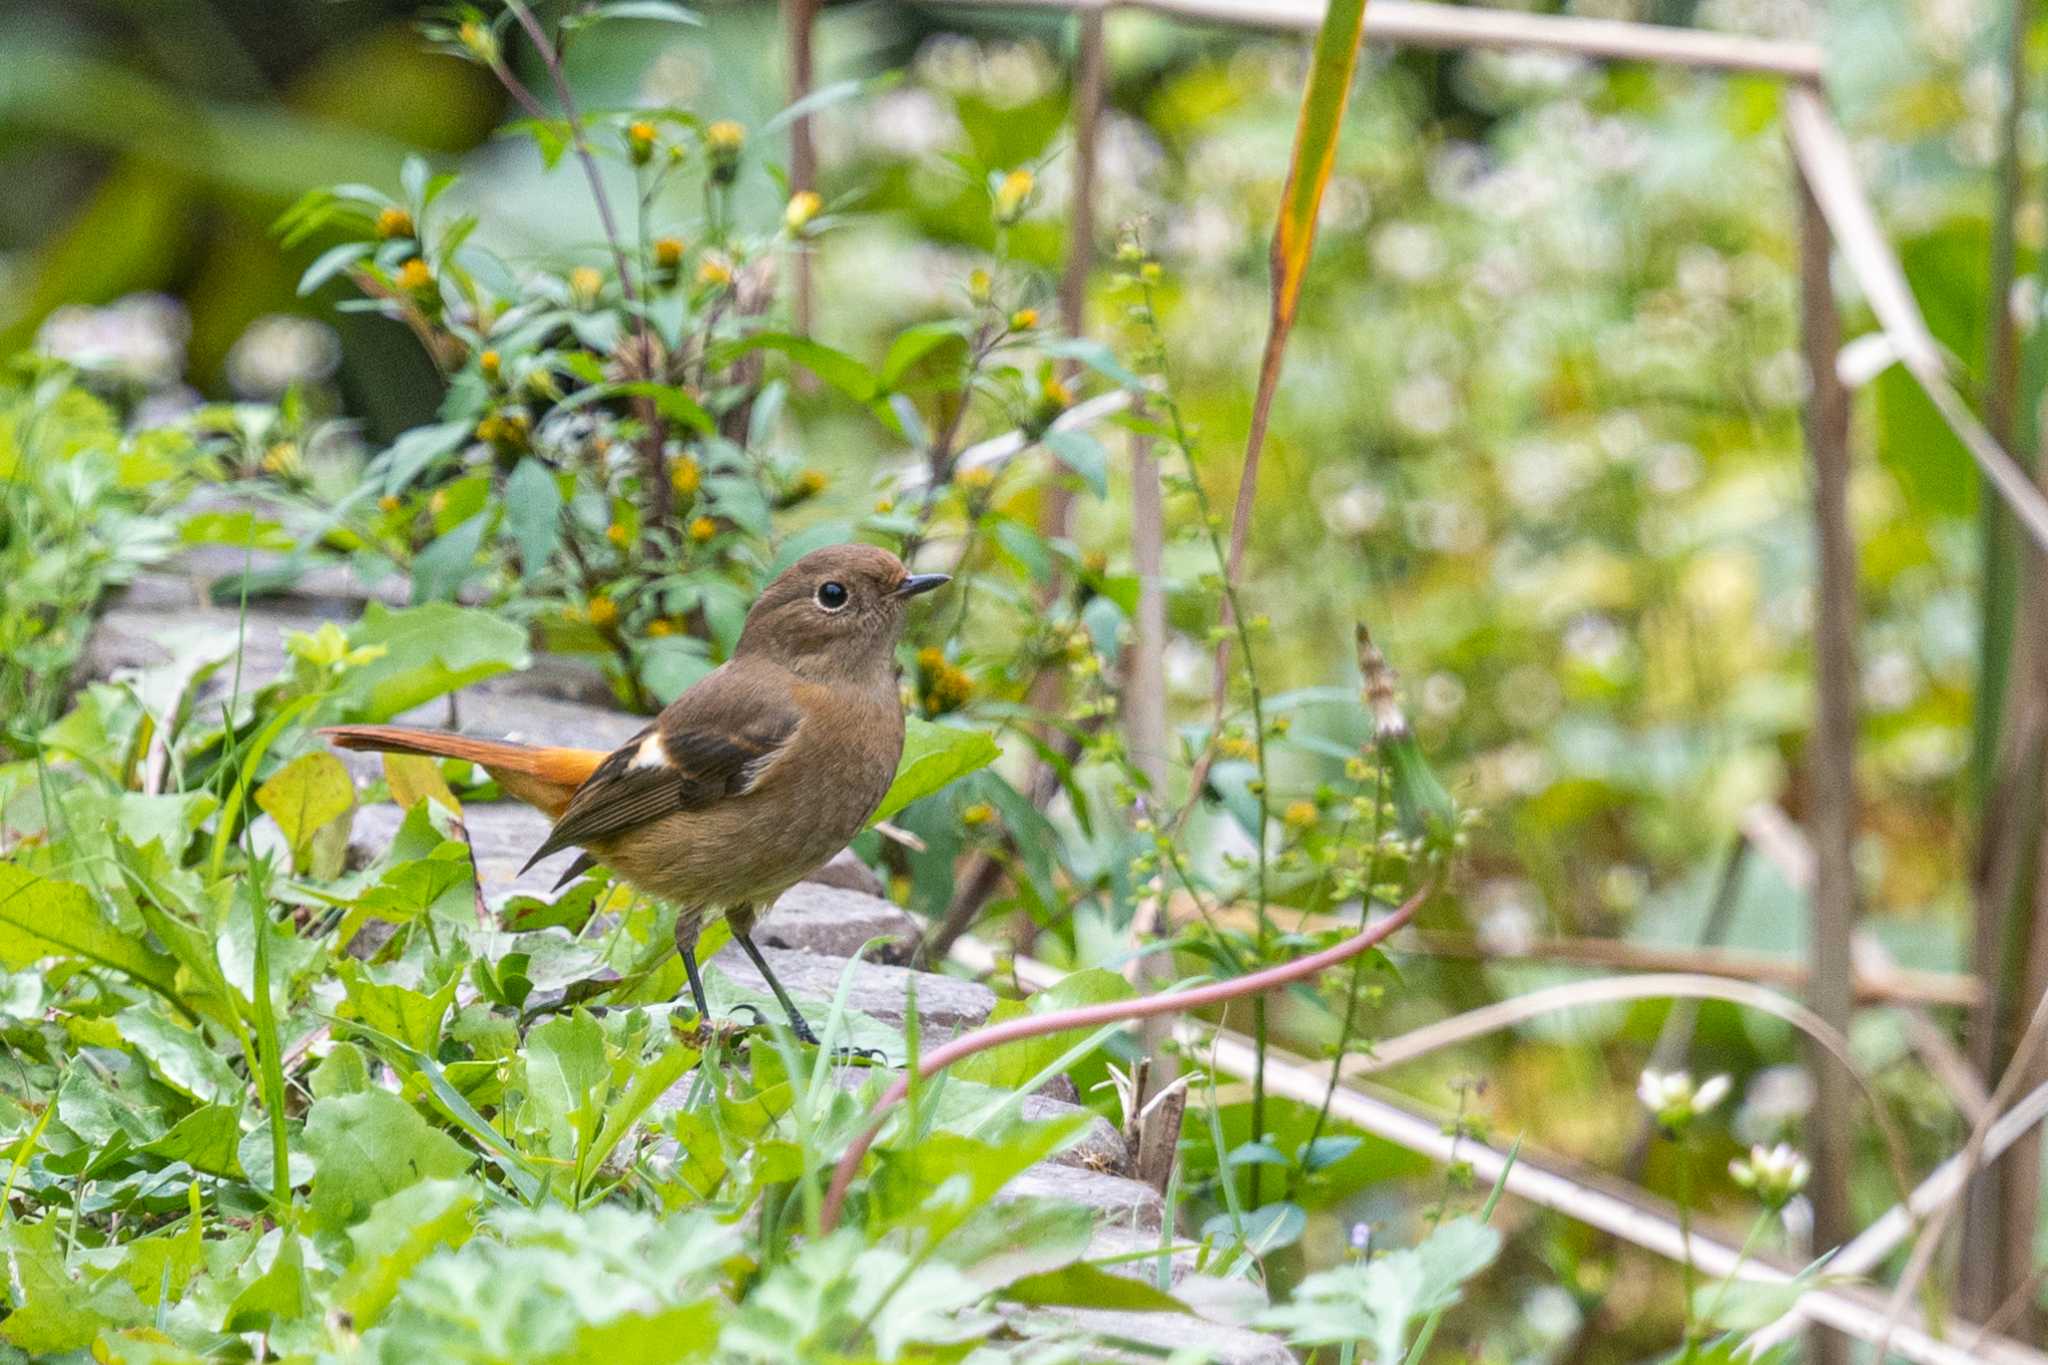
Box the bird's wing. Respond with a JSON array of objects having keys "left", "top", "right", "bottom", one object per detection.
[{"left": 519, "top": 669, "right": 802, "bottom": 872}]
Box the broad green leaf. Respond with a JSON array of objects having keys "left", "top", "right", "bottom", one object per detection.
[
  {"left": 1043, "top": 428, "right": 1108, "bottom": 498},
  {"left": 332, "top": 1178, "right": 480, "bottom": 1329},
  {"left": 950, "top": 967, "right": 1134, "bottom": 1090},
  {"left": 410, "top": 510, "right": 490, "bottom": 604},
  {"left": 303, "top": 1090, "right": 473, "bottom": 1235},
  {"left": 520, "top": 1010, "right": 609, "bottom": 1160},
  {"left": 872, "top": 718, "right": 999, "bottom": 823},
  {"left": 178, "top": 509, "right": 294, "bottom": 551},
  {"left": 141, "top": 1104, "right": 245, "bottom": 1178},
  {"left": 1003, "top": 1260, "right": 1191, "bottom": 1313},
  {"left": 0, "top": 863, "right": 176, "bottom": 991},
  {"left": 504, "top": 456, "right": 563, "bottom": 572},
  {"left": 0, "top": 1219, "right": 136, "bottom": 1351},
  {"left": 224, "top": 1231, "right": 310, "bottom": 1333},
  {"left": 718, "top": 332, "right": 879, "bottom": 403},
  {"left": 337, "top": 963, "right": 460, "bottom": 1056},
  {"left": 254, "top": 751, "right": 354, "bottom": 870},
  {"left": 337, "top": 602, "right": 531, "bottom": 722},
  {"left": 1257, "top": 1215, "right": 1500, "bottom": 1353},
  {"left": 116, "top": 1005, "right": 240, "bottom": 1104}
]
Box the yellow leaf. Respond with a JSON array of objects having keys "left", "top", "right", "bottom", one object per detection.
[
  {"left": 255, "top": 752, "right": 355, "bottom": 866},
  {"left": 383, "top": 752, "right": 460, "bottom": 815}
]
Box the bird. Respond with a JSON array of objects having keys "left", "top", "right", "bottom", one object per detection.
[{"left": 321, "top": 543, "right": 948, "bottom": 1045}]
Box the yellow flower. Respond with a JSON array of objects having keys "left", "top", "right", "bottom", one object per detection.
[
  {"left": 376, "top": 206, "right": 415, "bottom": 241},
  {"left": 917, "top": 646, "right": 946, "bottom": 672},
  {"left": 696, "top": 255, "right": 733, "bottom": 288},
  {"left": 1040, "top": 372, "right": 1075, "bottom": 411},
  {"left": 1284, "top": 800, "right": 1319, "bottom": 831},
  {"left": 1009, "top": 308, "right": 1038, "bottom": 331},
  {"left": 606, "top": 522, "right": 630, "bottom": 547},
  {"left": 993, "top": 168, "right": 1034, "bottom": 224},
  {"left": 961, "top": 802, "right": 996, "bottom": 828},
  {"left": 476, "top": 411, "right": 530, "bottom": 451},
  {"left": 626, "top": 119, "right": 658, "bottom": 165},
  {"left": 669, "top": 455, "right": 701, "bottom": 497},
  {"left": 967, "top": 268, "right": 992, "bottom": 304},
  {"left": 569, "top": 265, "right": 604, "bottom": 309},
  {"left": 873, "top": 497, "right": 894, "bottom": 515},
  {"left": 653, "top": 236, "right": 685, "bottom": 271},
  {"left": 1218, "top": 734, "right": 1257, "bottom": 760},
  {"left": 925, "top": 665, "right": 974, "bottom": 714},
  {"left": 396, "top": 258, "right": 433, "bottom": 293},
  {"left": 1140, "top": 261, "right": 1163, "bottom": 285},
  {"left": 784, "top": 190, "right": 823, "bottom": 232},
  {"left": 586, "top": 596, "right": 618, "bottom": 628},
  {"left": 689, "top": 515, "right": 717, "bottom": 543},
  {"left": 377, "top": 494, "right": 401, "bottom": 514},
  {"left": 479, "top": 349, "right": 501, "bottom": 380},
  {"left": 704, "top": 120, "right": 745, "bottom": 184},
  {"left": 260, "top": 441, "right": 300, "bottom": 476},
  {"left": 647, "top": 618, "right": 678, "bottom": 638},
  {"left": 792, "top": 468, "right": 827, "bottom": 498},
  {"left": 458, "top": 18, "right": 499, "bottom": 64},
  {"left": 956, "top": 465, "right": 995, "bottom": 493}
]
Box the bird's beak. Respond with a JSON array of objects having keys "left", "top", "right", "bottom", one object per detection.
[{"left": 894, "top": 573, "right": 950, "bottom": 599}]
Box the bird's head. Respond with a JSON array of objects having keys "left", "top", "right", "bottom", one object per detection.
[{"left": 734, "top": 543, "right": 948, "bottom": 679}]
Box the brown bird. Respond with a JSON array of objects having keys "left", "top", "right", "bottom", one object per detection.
[{"left": 322, "top": 543, "right": 948, "bottom": 1044}]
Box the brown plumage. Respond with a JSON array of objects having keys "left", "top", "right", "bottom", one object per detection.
[{"left": 323, "top": 543, "right": 948, "bottom": 1042}]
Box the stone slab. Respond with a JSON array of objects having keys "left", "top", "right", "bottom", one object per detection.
[
  {"left": 1017, "top": 1093, "right": 1127, "bottom": 1175},
  {"left": 709, "top": 947, "right": 995, "bottom": 1041},
  {"left": 1000, "top": 1164, "right": 1163, "bottom": 1232},
  {"left": 1004, "top": 1307, "right": 1291, "bottom": 1365},
  {"left": 746, "top": 882, "right": 920, "bottom": 959}
]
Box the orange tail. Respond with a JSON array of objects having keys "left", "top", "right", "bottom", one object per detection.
[{"left": 320, "top": 725, "right": 606, "bottom": 821}]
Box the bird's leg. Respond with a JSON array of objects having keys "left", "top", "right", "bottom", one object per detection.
[
  {"left": 675, "top": 905, "right": 711, "bottom": 1026},
  {"left": 727, "top": 917, "right": 821, "bottom": 1047}
]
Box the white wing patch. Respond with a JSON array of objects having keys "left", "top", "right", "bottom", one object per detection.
[{"left": 631, "top": 730, "right": 669, "bottom": 769}]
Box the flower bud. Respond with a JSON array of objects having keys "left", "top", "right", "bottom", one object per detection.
[
  {"left": 993, "top": 168, "right": 1034, "bottom": 224},
  {"left": 376, "top": 206, "right": 415, "bottom": 241},
  {"left": 784, "top": 190, "right": 823, "bottom": 232},
  {"left": 704, "top": 121, "right": 745, "bottom": 185},
  {"left": 626, "top": 120, "right": 657, "bottom": 166}
]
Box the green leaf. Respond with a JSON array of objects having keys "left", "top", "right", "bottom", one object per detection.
[
  {"left": 520, "top": 1010, "right": 609, "bottom": 1160},
  {"left": 117, "top": 1005, "right": 240, "bottom": 1104},
  {"left": 1043, "top": 428, "right": 1108, "bottom": 498},
  {"left": 179, "top": 509, "right": 295, "bottom": 551},
  {"left": 872, "top": 718, "right": 999, "bottom": 823},
  {"left": 0, "top": 863, "right": 176, "bottom": 991},
  {"left": 140, "top": 1104, "right": 245, "bottom": 1178},
  {"left": 950, "top": 968, "right": 1134, "bottom": 1090},
  {"left": 338, "top": 963, "right": 460, "bottom": 1056},
  {"left": 411, "top": 510, "right": 490, "bottom": 604},
  {"left": 331, "top": 1178, "right": 480, "bottom": 1330},
  {"left": 302, "top": 1090, "right": 473, "bottom": 1235},
  {"left": 880, "top": 320, "right": 968, "bottom": 388},
  {"left": 337, "top": 602, "right": 531, "bottom": 722},
  {"left": 1257, "top": 1215, "right": 1500, "bottom": 1354},
  {"left": 1004, "top": 1260, "right": 1192, "bottom": 1313},
  {"left": 718, "top": 332, "right": 879, "bottom": 403},
  {"left": 224, "top": 1231, "right": 310, "bottom": 1333},
  {"left": 253, "top": 751, "right": 354, "bottom": 870},
  {"left": 504, "top": 457, "right": 563, "bottom": 572}
]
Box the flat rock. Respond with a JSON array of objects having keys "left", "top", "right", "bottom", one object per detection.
[
  {"left": 1083, "top": 1224, "right": 1197, "bottom": 1286},
  {"left": 804, "top": 847, "right": 887, "bottom": 898},
  {"left": 1017, "top": 1093, "right": 1126, "bottom": 1174},
  {"left": 709, "top": 947, "right": 995, "bottom": 1041},
  {"left": 1002, "top": 1307, "right": 1290, "bottom": 1365},
  {"left": 748, "top": 882, "right": 919, "bottom": 959},
  {"left": 1001, "top": 1165, "right": 1162, "bottom": 1232}
]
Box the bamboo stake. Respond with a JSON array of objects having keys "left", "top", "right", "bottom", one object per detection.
[{"left": 1795, "top": 129, "right": 1858, "bottom": 1365}]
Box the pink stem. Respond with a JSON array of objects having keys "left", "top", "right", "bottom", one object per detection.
[{"left": 818, "top": 877, "right": 1437, "bottom": 1231}]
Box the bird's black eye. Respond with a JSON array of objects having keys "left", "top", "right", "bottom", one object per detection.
[{"left": 816, "top": 581, "right": 849, "bottom": 610}]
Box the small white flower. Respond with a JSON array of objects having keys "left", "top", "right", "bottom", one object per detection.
[
  {"left": 1638, "top": 1069, "right": 1730, "bottom": 1134},
  {"left": 1730, "top": 1142, "right": 1811, "bottom": 1210}
]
